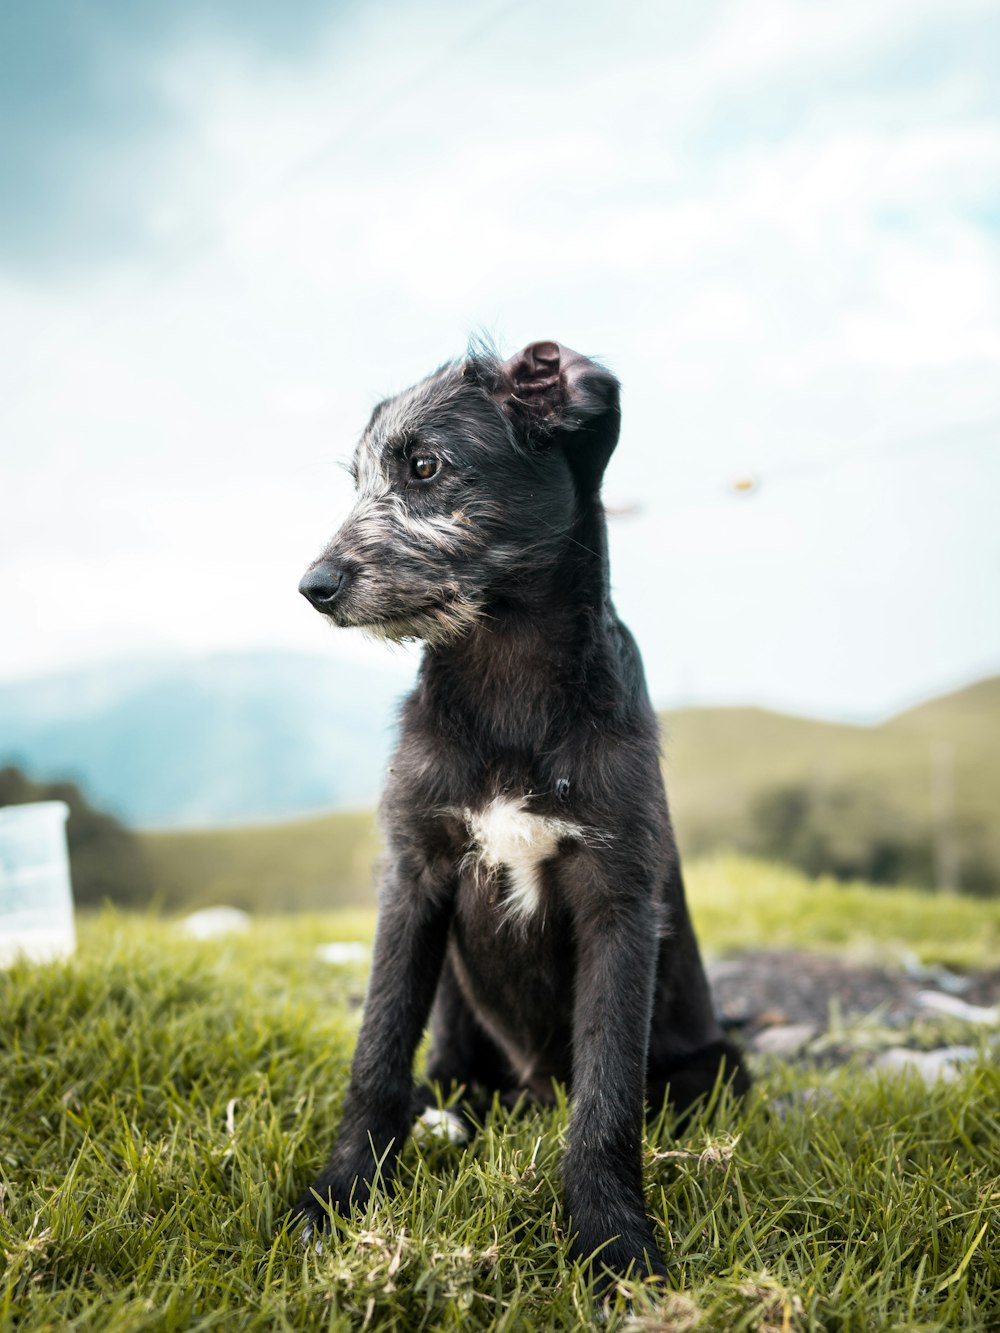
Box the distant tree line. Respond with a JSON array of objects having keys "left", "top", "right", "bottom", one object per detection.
[
  {"left": 741, "top": 780, "right": 996, "bottom": 897},
  {"left": 0, "top": 766, "right": 155, "bottom": 907}
]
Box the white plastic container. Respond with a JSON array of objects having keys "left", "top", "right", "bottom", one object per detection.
[{"left": 0, "top": 801, "right": 76, "bottom": 966}]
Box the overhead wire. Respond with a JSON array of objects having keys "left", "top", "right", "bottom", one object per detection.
[{"left": 607, "top": 415, "right": 1000, "bottom": 517}]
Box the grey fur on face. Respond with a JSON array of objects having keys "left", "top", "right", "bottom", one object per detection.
[{"left": 302, "top": 348, "right": 579, "bottom": 646}]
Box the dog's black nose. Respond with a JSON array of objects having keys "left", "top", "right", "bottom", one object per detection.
[{"left": 299, "top": 563, "right": 348, "bottom": 610}]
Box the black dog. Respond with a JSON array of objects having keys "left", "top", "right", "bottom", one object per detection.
[{"left": 296, "top": 339, "right": 748, "bottom": 1283}]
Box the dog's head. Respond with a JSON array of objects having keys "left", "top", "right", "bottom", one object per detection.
[{"left": 299, "top": 340, "right": 620, "bottom": 645}]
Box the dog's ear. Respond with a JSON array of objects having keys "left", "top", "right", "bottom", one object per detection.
[{"left": 498, "top": 341, "right": 621, "bottom": 491}]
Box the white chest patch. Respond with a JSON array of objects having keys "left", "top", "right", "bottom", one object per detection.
[{"left": 460, "top": 797, "right": 585, "bottom": 922}]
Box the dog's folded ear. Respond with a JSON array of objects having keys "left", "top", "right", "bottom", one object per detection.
[{"left": 497, "top": 341, "right": 621, "bottom": 491}]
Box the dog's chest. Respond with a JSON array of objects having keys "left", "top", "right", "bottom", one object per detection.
[{"left": 454, "top": 796, "right": 584, "bottom": 921}]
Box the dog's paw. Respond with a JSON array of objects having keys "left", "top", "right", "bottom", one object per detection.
[
  {"left": 291, "top": 1186, "right": 337, "bottom": 1250},
  {"left": 298, "top": 1217, "right": 325, "bottom": 1255},
  {"left": 413, "top": 1106, "right": 470, "bottom": 1146}
]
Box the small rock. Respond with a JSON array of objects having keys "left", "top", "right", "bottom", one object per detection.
[
  {"left": 752, "top": 1023, "right": 817, "bottom": 1056},
  {"left": 915, "top": 991, "right": 999, "bottom": 1025},
  {"left": 177, "top": 907, "right": 250, "bottom": 939},
  {"left": 756, "top": 1008, "right": 790, "bottom": 1028},
  {"left": 708, "top": 960, "right": 747, "bottom": 981},
  {"left": 316, "top": 942, "right": 369, "bottom": 965},
  {"left": 900, "top": 952, "right": 970, "bottom": 994},
  {"left": 873, "top": 1046, "right": 978, "bottom": 1084}
]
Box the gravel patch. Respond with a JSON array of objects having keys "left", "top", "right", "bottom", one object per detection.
[{"left": 708, "top": 949, "right": 1000, "bottom": 1076}]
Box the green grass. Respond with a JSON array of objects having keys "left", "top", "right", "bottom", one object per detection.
[
  {"left": 687, "top": 855, "right": 1000, "bottom": 969},
  {"left": 2, "top": 859, "right": 998, "bottom": 1331}
]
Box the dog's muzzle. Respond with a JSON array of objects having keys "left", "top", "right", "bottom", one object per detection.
[{"left": 298, "top": 562, "right": 350, "bottom": 614}]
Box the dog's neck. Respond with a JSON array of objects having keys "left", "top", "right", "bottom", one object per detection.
[{"left": 418, "top": 510, "right": 623, "bottom": 752}]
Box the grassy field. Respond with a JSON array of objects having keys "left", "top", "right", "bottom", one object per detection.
[
  {"left": 140, "top": 676, "right": 1000, "bottom": 912},
  {"left": 2, "top": 857, "right": 998, "bottom": 1331}
]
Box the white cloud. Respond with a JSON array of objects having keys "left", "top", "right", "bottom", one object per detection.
[{"left": 1, "top": 0, "right": 999, "bottom": 712}]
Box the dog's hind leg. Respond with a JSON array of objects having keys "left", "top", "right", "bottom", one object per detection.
[
  {"left": 414, "top": 956, "right": 521, "bottom": 1137},
  {"left": 646, "top": 1038, "right": 750, "bottom": 1130},
  {"left": 645, "top": 881, "right": 750, "bottom": 1129}
]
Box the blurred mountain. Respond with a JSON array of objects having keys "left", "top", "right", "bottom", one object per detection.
[{"left": 0, "top": 651, "right": 412, "bottom": 827}]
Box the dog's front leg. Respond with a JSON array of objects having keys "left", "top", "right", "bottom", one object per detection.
[
  {"left": 564, "top": 889, "right": 667, "bottom": 1284},
  {"left": 295, "top": 874, "right": 452, "bottom": 1236}
]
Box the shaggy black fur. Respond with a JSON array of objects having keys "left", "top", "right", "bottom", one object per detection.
[{"left": 294, "top": 339, "right": 749, "bottom": 1285}]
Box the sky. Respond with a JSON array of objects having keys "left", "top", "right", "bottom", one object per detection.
[{"left": 1, "top": 0, "right": 998, "bottom": 720}]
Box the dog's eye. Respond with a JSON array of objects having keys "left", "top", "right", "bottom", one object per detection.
[{"left": 410, "top": 455, "right": 439, "bottom": 481}]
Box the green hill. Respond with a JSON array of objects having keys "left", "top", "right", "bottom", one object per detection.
[
  {"left": 142, "top": 676, "right": 1000, "bottom": 910},
  {"left": 143, "top": 808, "right": 380, "bottom": 912},
  {"left": 664, "top": 675, "right": 1000, "bottom": 891}
]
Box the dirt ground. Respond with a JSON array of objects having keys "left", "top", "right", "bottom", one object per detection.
[{"left": 707, "top": 949, "right": 1000, "bottom": 1063}]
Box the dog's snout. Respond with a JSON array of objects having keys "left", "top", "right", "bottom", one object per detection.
[{"left": 299, "top": 563, "right": 348, "bottom": 610}]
